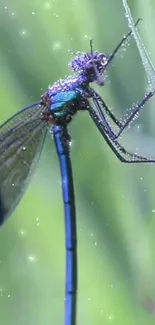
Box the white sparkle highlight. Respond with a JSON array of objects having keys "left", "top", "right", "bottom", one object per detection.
[
  {"left": 19, "top": 29, "right": 29, "bottom": 38},
  {"left": 52, "top": 41, "right": 62, "bottom": 51},
  {"left": 43, "top": 1, "right": 52, "bottom": 10},
  {"left": 27, "top": 255, "right": 37, "bottom": 262}
]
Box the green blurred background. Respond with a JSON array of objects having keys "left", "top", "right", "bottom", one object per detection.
[{"left": 1, "top": 0, "right": 155, "bottom": 324}]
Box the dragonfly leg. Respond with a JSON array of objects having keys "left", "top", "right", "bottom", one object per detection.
[
  {"left": 88, "top": 19, "right": 146, "bottom": 133},
  {"left": 116, "top": 89, "right": 155, "bottom": 138},
  {"left": 105, "top": 18, "right": 141, "bottom": 68},
  {"left": 90, "top": 89, "right": 123, "bottom": 128},
  {"left": 89, "top": 105, "right": 155, "bottom": 163},
  {"left": 106, "top": 135, "right": 155, "bottom": 163},
  {"left": 91, "top": 89, "right": 155, "bottom": 140}
]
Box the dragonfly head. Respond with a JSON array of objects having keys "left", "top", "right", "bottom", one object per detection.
[{"left": 69, "top": 41, "right": 108, "bottom": 85}]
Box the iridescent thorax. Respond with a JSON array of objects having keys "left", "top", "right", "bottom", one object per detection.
[{"left": 41, "top": 50, "right": 108, "bottom": 124}]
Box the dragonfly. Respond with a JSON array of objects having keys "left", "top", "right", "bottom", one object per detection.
[{"left": 1, "top": 19, "right": 155, "bottom": 325}]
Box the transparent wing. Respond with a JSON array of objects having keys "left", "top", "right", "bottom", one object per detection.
[
  {"left": 0, "top": 101, "right": 41, "bottom": 141},
  {"left": 0, "top": 103, "right": 48, "bottom": 224}
]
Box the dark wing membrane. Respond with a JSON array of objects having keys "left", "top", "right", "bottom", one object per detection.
[
  {"left": 0, "top": 103, "right": 47, "bottom": 224},
  {"left": 0, "top": 101, "right": 41, "bottom": 142}
]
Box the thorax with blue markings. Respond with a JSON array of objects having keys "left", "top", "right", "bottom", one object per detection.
[
  {"left": 41, "top": 49, "right": 107, "bottom": 124},
  {"left": 42, "top": 74, "right": 90, "bottom": 124}
]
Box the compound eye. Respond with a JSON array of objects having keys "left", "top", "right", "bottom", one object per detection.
[{"left": 101, "top": 54, "right": 108, "bottom": 66}]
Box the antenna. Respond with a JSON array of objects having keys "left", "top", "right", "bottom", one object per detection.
[{"left": 90, "top": 39, "right": 93, "bottom": 56}]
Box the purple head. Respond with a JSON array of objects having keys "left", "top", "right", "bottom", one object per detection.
[{"left": 69, "top": 50, "right": 108, "bottom": 84}]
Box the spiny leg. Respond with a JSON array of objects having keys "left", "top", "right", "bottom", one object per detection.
[
  {"left": 89, "top": 19, "right": 143, "bottom": 133},
  {"left": 99, "top": 19, "right": 155, "bottom": 140},
  {"left": 105, "top": 18, "right": 141, "bottom": 68},
  {"left": 91, "top": 93, "right": 117, "bottom": 139},
  {"left": 91, "top": 88, "right": 155, "bottom": 141},
  {"left": 117, "top": 89, "right": 155, "bottom": 138},
  {"left": 89, "top": 19, "right": 141, "bottom": 86},
  {"left": 89, "top": 105, "right": 155, "bottom": 163},
  {"left": 91, "top": 90, "right": 121, "bottom": 140},
  {"left": 90, "top": 88, "right": 123, "bottom": 128}
]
